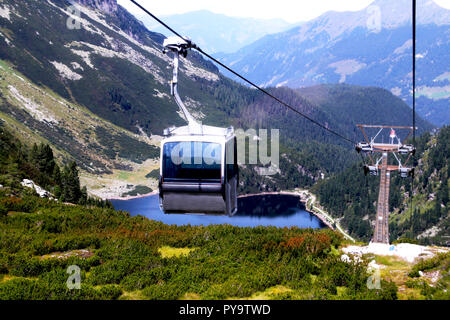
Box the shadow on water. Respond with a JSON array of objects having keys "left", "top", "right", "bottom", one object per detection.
[
  {"left": 236, "top": 194, "right": 303, "bottom": 218},
  {"left": 111, "top": 194, "right": 326, "bottom": 229}
]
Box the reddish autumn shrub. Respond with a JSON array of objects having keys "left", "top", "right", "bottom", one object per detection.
[
  {"left": 282, "top": 232, "right": 332, "bottom": 256},
  {"left": 0, "top": 196, "right": 22, "bottom": 207}
]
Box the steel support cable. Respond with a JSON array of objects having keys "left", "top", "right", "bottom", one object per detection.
[
  {"left": 412, "top": 0, "right": 416, "bottom": 154},
  {"left": 410, "top": 0, "right": 416, "bottom": 232},
  {"left": 195, "top": 47, "right": 357, "bottom": 145},
  {"left": 129, "top": 0, "right": 185, "bottom": 40},
  {"left": 129, "top": 0, "right": 357, "bottom": 146},
  {"left": 360, "top": 152, "right": 370, "bottom": 219}
]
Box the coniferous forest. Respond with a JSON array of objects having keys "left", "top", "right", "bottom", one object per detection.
[{"left": 0, "top": 125, "right": 112, "bottom": 208}]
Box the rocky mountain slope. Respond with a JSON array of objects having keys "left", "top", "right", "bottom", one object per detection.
[
  {"left": 0, "top": 0, "right": 228, "bottom": 135},
  {"left": 217, "top": 0, "right": 450, "bottom": 126},
  {"left": 0, "top": 59, "right": 158, "bottom": 173}
]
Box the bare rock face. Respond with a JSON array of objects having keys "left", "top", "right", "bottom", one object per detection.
[{"left": 73, "top": 0, "right": 118, "bottom": 14}]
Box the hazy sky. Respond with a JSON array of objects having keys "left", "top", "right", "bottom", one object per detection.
[{"left": 118, "top": 0, "right": 450, "bottom": 23}]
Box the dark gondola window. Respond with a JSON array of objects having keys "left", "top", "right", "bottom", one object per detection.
[{"left": 163, "top": 142, "right": 221, "bottom": 181}]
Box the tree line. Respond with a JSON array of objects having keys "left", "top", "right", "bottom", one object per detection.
[{"left": 0, "top": 124, "right": 111, "bottom": 208}]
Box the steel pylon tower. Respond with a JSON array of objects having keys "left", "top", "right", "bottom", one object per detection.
[
  {"left": 356, "top": 125, "right": 416, "bottom": 244},
  {"left": 374, "top": 153, "right": 390, "bottom": 243}
]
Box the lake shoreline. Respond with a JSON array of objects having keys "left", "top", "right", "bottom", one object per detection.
[
  {"left": 237, "top": 191, "right": 303, "bottom": 199},
  {"left": 238, "top": 191, "right": 335, "bottom": 230},
  {"left": 106, "top": 190, "right": 158, "bottom": 201},
  {"left": 110, "top": 190, "right": 335, "bottom": 231},
  {"left": 111, "top": 192, "right": 327, "bottom": 230}
]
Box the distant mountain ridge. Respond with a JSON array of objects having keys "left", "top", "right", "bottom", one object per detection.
[
  {"left": 217, "top": 0, "right": 450, "bottom": 126},
  {"left": 137, "top": 10, "right": 298, "bottom": 54}
]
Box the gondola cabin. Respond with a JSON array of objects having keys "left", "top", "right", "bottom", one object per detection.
[
  {"left": 158, "top": 36, "right": 238, "bottom": 215},
  {"left": 159, "top": 125, "right": 238, "bottom": 216}
]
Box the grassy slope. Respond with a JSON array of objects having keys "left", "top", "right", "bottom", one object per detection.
[
  {"left": 367, "top": 253, "right": 449, "bottom": 300},
  {"left": 1, "top": 192, "right": 448, "bottom": 300},
  {"left": 0, "top": 193, "right": 402, "bottom": 300}
]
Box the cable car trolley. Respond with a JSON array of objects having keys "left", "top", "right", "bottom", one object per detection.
[
  {"left": 158, "top": 36, "right": 238, "bottom": 216},
  {"left": 398, "top": 144, "right": 415, "bottom": 155},
  {"left": 364, "top": 165, "right": 379, "bottom": 176},
  {"left": 399, "top": 167, "right": 414, "bottom": 178},
  {"left": 356, "top": 142, "right": 373, "bottom": 153}
]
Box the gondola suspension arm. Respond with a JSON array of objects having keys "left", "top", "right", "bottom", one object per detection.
[{"left": 163, "top": 37, "right": 203, "bottom": 135}]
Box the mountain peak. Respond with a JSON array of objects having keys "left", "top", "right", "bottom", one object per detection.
[
  {"left": 217, "top": 0, "right": 449, "bottom": 126},
  {"left": 368, "top": 0, "right": 450, "bottom": 26},
  {"left": 73, "top": 0, "right": 118, "bottom": 14}
]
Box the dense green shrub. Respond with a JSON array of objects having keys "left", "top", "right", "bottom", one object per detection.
[
  {"left": 202, "top": 279, "right": 253, "bottom": 299},
  {"left": 120, "top": 270, "right": 159, "bottom": 291},
  {"left": 145, "top": 169, "right": 159, "bottom": 179},
  {"left": 44, "top": 271, "right": 102, "bottom": 300},
  {"left": 392, "top": 238, "right": 419, "bottom": 245},
  {"left": 0, "top": 203, "right": 7, "bottom": 217},
  {"left": 0, "top": 183, "right": 401, "bottom": 300},
  {"left": 9, "top": 255, "right": 46, "bottom": 277},
  {"left": 40, "top": 236, "right": 100, "bottom": 255},
  {"left": 0, "top": 278, "right": 47, "bottom": 300},
  {"left": 379, "top": 280, "right": 398, "bottom": 300},
  {"left": 408, "top": 252, "right": 450, "bottom": 278},
  {"left": 405, "top": 278, "right": 425, "bottom": 289},
  {"left": 87, "top": 258, "right": 142, "bottom": 285},
  {"left": 98, "top": 284, "right": 123, "bottom": 300},
  {"left": 0, "top": 253, "right": 9, "bottom": 274},
  {"left": 142, "top": 281, "right": 188, "bottom": 300}
]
